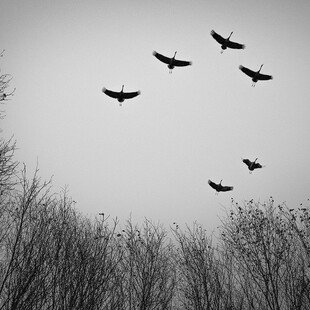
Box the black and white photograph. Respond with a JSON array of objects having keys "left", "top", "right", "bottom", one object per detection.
[{"left": 1, "top": 0, "right": 309, "bottom": 309}]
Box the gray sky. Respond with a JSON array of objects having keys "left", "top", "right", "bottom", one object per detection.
[{"left": 1, "top": 0, "right": 310, "bottom": 229}]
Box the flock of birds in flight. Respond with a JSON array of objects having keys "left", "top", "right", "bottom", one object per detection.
[{"left": 102, "top": 30, "right": 272, "bottom": 195}]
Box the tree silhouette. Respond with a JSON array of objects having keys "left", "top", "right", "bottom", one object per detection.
[
  {"left": 118, "top": 218, "right": 176, "bottom": 310},
  {"left": 0, "top": 50, "right": 15, "bottom": 119},
  {"left": 220, "top": 198, "right": 310, "bottom": 310}
]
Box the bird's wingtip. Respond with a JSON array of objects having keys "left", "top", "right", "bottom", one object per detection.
[
  {"left": 102, "top": 87, "right": 107, "bottom": 93},
  {"left": 242, "top": 45, "right": 246, "bottom": 49},
  {"left": 152, "top": 51, "right": 157, "bottom": 56},
  {"left": 207, "top": 179, "right": 212, "bottom": 184},
  {"left": 137, "top": 90, "right": 141, "bottom": 95},
  {"left": 238, "top": 65, "right": 243, "bottom": 70},
  {"left": 210, "top": 29, "right": 215, "bottom": 35}
]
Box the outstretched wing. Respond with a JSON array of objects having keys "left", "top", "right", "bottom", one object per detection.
[
  {"left": 242, "top": 158, "right": 252, "bottom": 168},
  {"left": 208, "top": 179, "right": 218, "bottom": 190},
  {"left": 253, "top": 162, "right": 263, "bottom": 169},
  {"left": 210, "top": 30, "right": 225, "bottom": 45},
  {"left": 173, "top": 59, "right": 192, "bottom": 67},
  {"left": 153, "top": 51, "right": 171, "bottom": 65},
  {"left": 221, "top": 186, "right": 233, "bottom": 192},
  {"left": 102, "top": 88, "right": 120, "bottom": 99},
  {"left": 122, "top": 91, "right": 141, "bottom": 99},
  {"left": 227, "top": 41, "right": 245, "bottom": 50},
  {"left": 258, "top": 73, "right": 273, "bottom": 81},
  {"left": 239, "top": 65, "right": 256, "bottom": 78}
]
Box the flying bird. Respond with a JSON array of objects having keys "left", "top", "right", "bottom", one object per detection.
[
  {"left": 208, "top": 179, "right": 233, "bottom": 194},
  {"left": 242, "top": 158, "right": 264, "bottom": 173},
  {"left": 239, "top": 64, "right": 273, "bottom": 87},
  {"left": 102, "top": 85, "right": 140, "bottom": 106},
  {"left": 153, "top": 51, "right": 192, "bottom": 73},
  {"left": 210, "top": 30, "right": 245, "bottom": 53}
]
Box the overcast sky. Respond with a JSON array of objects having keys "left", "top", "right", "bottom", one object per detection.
[{"left": 1, "top": 0, "right": 310, "bottom": 230}]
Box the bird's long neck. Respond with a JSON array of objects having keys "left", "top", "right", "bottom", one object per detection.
[
  {"left": 254, "top": 158, "right": 258, "bottom": 163},
  {"left": 121, "top": 85, "right": 124, "bottom": 93},
  {"left": 228, "top": 32, "right": 233, "bottom": 40},
  {"left": 220, "top": 180, "right": 222, "bottom": 185},
  {"left": 173, "top": 51, "right": 177, "bottom": 59},
  {"left": 258, "top": 64, "right": 263, "bottom": 73}
]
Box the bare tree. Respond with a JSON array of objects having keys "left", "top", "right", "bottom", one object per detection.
[
  {"left": 278, "top": 203, "right": 310, "bottom": 309},
  {"left": 42, "top": 199, "right": 122, "bottom": 310},
  {"left": 0, "top": 50, "right": 17, "bottom": 198},
  {"left": 0, "top": 50, "right": 15, "bottom": 119},
  {"left": 0, "top": 138, "right": 18, "bottom": 197},
  {"left": 118, "top": 218, "right": 176, "bottom": 310},
  {"left": 0, "top": 166, "right": 125, "bottom": 310},
  {"left": 173, "top": 223, "right": 232, "bottom": 310},
  {"left": 0, "top": 166, "right": 53, "bottom": 310},
  {"left": 220, "top": 198, "right": 310, "bottom": 310}
]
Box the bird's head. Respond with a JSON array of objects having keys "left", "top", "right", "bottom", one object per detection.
[
  {"left": 228, "top": 31, "right": 233, "bottom": 39},
  {"left": 259, "top": 64, "right": 264, "bottom": 72},
  {"left": 173, "top": 51, "right": 177, "bottom": 58},
  {"left": 121, "top": 85, "right": 124, "bottom": 92},
  {"left": 254, "top": 158, "right": 258, "bottom": 162},
  {"left": 220, "top": 179, "right": 222, "bottom": 185}
]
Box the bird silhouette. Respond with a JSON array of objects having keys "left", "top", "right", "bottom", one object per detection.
[
  {"left": 239, "top": 64, "right": 273, "bottom": 87},
  {"left": 153, "top": 51, "right": 192, "bottom": 73},
  {"left": 208, "top": 179, "right": 233, "bottom": 195},
  {"left": 102, "top": 85, "right": 140, "bottom": 106},
  {"left": 0, "top": 93, "right": 7, "bottom": 101},
  {"left": 242, "top": 158, "right": 264, "bottom": 173},
  {"left": 210, "top": 30, "right": 245, "bottom": 53}
]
